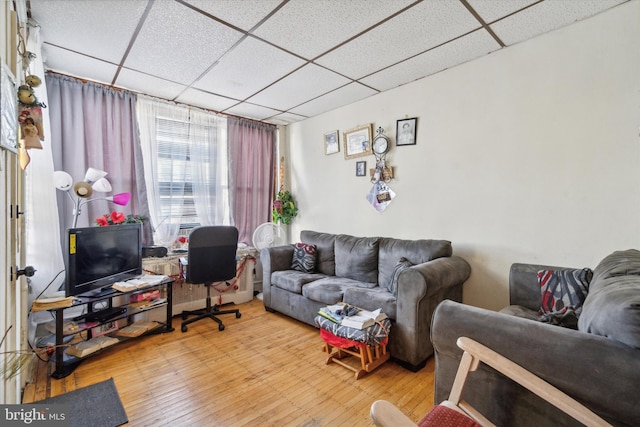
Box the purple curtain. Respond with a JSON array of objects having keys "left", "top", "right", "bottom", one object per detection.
[
  {"left": 228, "top": 117, "right": 276, "bottom": 245},
  {"left": 46, "top": 74, "right": 152, "bottom": 244}
]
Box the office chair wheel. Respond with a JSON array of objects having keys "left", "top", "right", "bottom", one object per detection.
[
  {"left": 236, "top": 312, "right": 241, "bottom": 318},
  {"left": 219, "top": 324, "right": 225, "bottom": 331},
  {"left": 181, "top": 325, "right": 188, "bottom": 332}
]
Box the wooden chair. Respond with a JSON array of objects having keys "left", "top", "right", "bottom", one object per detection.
[{"left": 370, "top": 337, "right": 612, "bottom": 427}]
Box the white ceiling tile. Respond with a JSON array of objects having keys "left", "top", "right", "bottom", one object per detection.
[
  {"left": 115, "top": 68, "right": 187, "bottom": 100},
  {"left": 42, "top": 45, "right": 119, "bottom": 85},
  {"left": 361, "top": 30, "right": 501, "bottom": 92},
  {"left": 466, "top": 0, "right": 539, "bottom": 24},
  {"left": 194, "top": 37, "right": 306, "bottom": 100},
  {"left": 183, "top": 0, "right": 282, "bottom": 31},
  {"left": 253, "top": 0, "right": 415, "bottom": 59},
  {"left": 30, "top": 0, "right": 148, "bottom": 63},
  {"left": 267, "top": 112, "right": 308, "bottom": 125},
  {"left": 224, "top": 102, "right": 283, "bottom": 121},
  {"left": 289, "top": 83, "right": 377, "bottom": 117},
  {"left": 124, "top": 0, "right": 244, "bottom": 83},
  {"left": 316, "top": 0, "right": 481, "bottom": 79},
  {"left": 175, "top": 88, "right": 239, "bottom": 112},
  {"left": 247, "top": 64, "right": 351, "bottom": 111},
  {"left": 490, "top": 0, "right": 627, "bottom": 46}
]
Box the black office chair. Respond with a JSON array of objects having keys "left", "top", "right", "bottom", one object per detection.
[{"left": 180, "top": 226, "right": 241, "bottom": 332}]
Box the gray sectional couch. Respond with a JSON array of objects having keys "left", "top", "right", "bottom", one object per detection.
[
  {"left": 261, "top": 230, "right": 471, "bottom": 371},
  {"left": 431, "top": 249, "right": 640, "bottom": 426}
]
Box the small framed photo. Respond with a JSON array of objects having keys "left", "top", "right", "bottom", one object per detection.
[
  {"left": 356, "top": 161, "right": 366, "bottom": 176},
  {"left": 396, "top": 117, "right": 417, "bottom": 146},
  {"left": 343, "top": 124, "right": 372, "bottom": 159},
  {"left": 324, "top": 130, "right": 339, "bottom": 155}
]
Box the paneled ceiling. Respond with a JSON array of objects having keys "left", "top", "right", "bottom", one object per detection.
[{"left": 27, "top": 0, "right": 627, "bottom": 125}]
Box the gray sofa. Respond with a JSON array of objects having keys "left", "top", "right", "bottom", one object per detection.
[
  {"left": 431, "top": 249, "right": 640, "bottom": 426},
  {"left": 261, "top": 230, "right": 471, "bottom": 371}
]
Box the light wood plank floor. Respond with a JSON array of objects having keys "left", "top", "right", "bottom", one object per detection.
[{"left": 22, "top": 298, "right": 435, "bottom": 426}]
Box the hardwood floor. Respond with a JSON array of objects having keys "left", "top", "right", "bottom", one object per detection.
[{"left": 22, "top": 298, "right": 435, "bottom": 426}]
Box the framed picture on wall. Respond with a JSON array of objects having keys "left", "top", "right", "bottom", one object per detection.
[
  {"left": 356, "top": 161, "right": 366, "bottom": 176},
  {"left": 324, "top": 130, "right": 339, "bottom": 155},
  {"left": 396, "top": 117, "right": 417, "bottom": 146},
  {"left": 343, "top": 124, "right": 372, "bottom": 159}
]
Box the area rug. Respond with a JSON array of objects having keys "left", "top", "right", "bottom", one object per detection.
[{"left": 37, "top": 378, "right": 128, "bottom": 427}]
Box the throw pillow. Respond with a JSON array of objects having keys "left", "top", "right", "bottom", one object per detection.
[
  {"left": 387, "top": 257, "right": 413, "bottom": 296},
  {"left": 537, "top": 268, "right": 592, "bottom": 327},
  {"left": 291, "top": 243, "right": 317, "bottom": 273}
]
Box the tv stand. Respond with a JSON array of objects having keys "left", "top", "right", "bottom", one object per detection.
[{"left": 50, "top": 278, "right": 174, "bottom": 379}]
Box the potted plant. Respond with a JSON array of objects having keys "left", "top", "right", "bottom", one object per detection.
[{"left": 272, "top": 190, "right": 298, "bottom": 224}]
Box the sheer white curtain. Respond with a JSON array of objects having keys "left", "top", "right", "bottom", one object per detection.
[
  {"left": 137, "top": 96, "right": 229, "bottom": 246},
  {"left": 189, "top": 108, "right": 230, "bottom": 226}
]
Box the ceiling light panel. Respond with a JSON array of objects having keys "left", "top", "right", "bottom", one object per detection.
[
  {"left": 361, "top": 30, "right": 500, "bottom": 92},
  {"left": 316, "top": 0, "right": 481, "bottom": 79},
  {"left": 175, "top": 88, "right": 240, "bottom": 112},
  {"left": 42, "top": 45, "right": 119, "bottom": 85},
  {"left": 247, "top": 64, "right": 351, "bottom": 111},
  {"left": 30, "top": 0, "right": 148, "bottom": 63},
  {"left": 124, "top": 0, "right": 244, "bottom": 84},
  {"left": 183, "top": 0, "right": 282, "bottom": 31},
  {"left": 252, "top": 0, "right": 415, "bottom": 59},
  {"left": 489, "top": 0, "right": 626, "bottom": 46},
  {"left": 116, "top": 69, "right": 188, "bottom": 100},
  {"left": 194, "top": 37, "right": 306, "bottom": 100},
  {"left": 289, "top": 83, "right": 377, "bottom": 117}
]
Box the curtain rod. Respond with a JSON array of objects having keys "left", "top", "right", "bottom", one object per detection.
[{"left": 45, "top": 70, "right": 277, "bottom": 129}]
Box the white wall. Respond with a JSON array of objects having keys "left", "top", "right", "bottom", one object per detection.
[{"left": 286, "top": 1, "right": 640, "bottom": 311}]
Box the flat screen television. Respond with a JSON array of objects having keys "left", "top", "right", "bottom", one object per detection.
[{"left": 65, "top": 224, "right": 142, "bottom": 297}]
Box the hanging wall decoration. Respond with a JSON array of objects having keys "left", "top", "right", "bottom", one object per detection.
[{"left": 0, "top": 62, "right": 18, "bottom": 153}]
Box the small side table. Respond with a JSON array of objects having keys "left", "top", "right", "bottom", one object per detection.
[{"left": 314, "top": 315, "right": 391, "bottom": 379}]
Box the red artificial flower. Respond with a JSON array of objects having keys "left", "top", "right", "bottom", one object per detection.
[
  {"left": 178, "top": 236, "right": 188, "bottom": 244},
  {"left": 96, "top": 215, "right": 110, "bottom": 226},
  {"left": 110, "top": 211, "right": 126, "bottom": 224}
]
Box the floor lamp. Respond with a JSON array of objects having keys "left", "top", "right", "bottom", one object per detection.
[{"left": 53, "top": 167, "right": 131, "bottom": 228}]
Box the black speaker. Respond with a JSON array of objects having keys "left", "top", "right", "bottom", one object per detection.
[{"left": 142, "top": 246, "right": 168, "bottom": 258}]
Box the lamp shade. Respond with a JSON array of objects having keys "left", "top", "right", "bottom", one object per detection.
[
  {"left": 73, "top": 181, "right": 93, "bottom": 198},
  {"left": 111, "top": 192, "right": 131, "bottom": 206},
  {"left": 84, "top": 167, "right": 108, "bottom": 184},
  {"left": 91, "top": 177, "right": 112, "bottom": 192},
  {"left": 53, "top": 171, "right": 73, "bottom": 191}
]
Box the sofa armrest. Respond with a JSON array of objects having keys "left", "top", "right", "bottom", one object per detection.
[
  {"left": 509, "top": 262, "right": 574, "bottom": 311},
  {"left": 432, "top": 300, "right": 639, "bottom": 427},
  {"left": 260, "top": 245, "right": 293, "bottom": 307},
  {"left": 392, "top": 256, "right": 471, "bottom": 368}
]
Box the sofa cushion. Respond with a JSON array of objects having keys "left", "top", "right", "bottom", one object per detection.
[
  {"left": 334, "top": 234, "right": 380, "bottom": 283},
  {"left": 271, "top": 270, "right": 326, "bottom": 294},
  {"left": 378, "top": 238, "right": 452, "bottom": 288},
  {"left": 386, "top": 257, "right": 413, "bottom": 296},
  {"left": 579, "top": 250, "right": 640, "bottom": 348},
  {"left": 291, "top": 243, "right": 317, "bottom": 273},
  {"left": 300, "top": 230, "right": 336, "bottom": 275},
  {"left": 302, "top": 277, "right": 376, "bottom": 305},
  {"left": 498, "top": 305, "right": 540, "bottom": 321},
  {"left": 343, "top": 286, "right": 397, "bottom": 320},
  {"left": 579, "top": 275, "right": 640, "bottom": 349},
  {"left": 591, "top": 249, "right": 640, "bottom": 283}
]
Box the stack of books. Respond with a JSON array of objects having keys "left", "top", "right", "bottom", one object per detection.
[
  {"left": 32, "top": 296, "right": 75, "bottom": 312},
  {"left": 112, "top": 274, "right": 168, "bottom": 292},
  {"left": 318, "top": 303, "right": 388, "bottom": 330},
  {"left": 65, "top": 335, "right": 119, "bottom": 357},
  {"left": 116, "top": 321, "right": 159, "bottom": 337}
]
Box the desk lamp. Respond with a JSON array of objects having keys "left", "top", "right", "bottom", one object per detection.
[{"left": 53, "top": 167, "right": 131, "bottom": 228}]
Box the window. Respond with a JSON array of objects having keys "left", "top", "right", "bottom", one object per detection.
[{"left": 153, "top": 114, "right": 229, "bottom": 228}]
